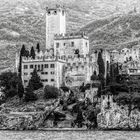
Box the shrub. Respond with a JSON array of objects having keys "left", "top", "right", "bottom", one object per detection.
[{"left": 44, "top": 85, "right": 59, "bottom": 99}]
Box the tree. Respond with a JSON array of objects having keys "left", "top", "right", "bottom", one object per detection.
[
  {"left": 20, "top": 44, "right": 26, "bottom": 56},
  {"left": 0, "top": 71, "right": 19, "bottom": 99},
  {"left": 24, "top": 81, "right": 37, "bottom": 102},
  {"left": 18, "top": 44, "right": 26, "bottom": 75},
  {"left": 29, "top": 69, "right": 43, "bottom": 91},
  {"left": 17, "top": 74, "right": 24, "bottom": 100},
  {"left": 36, "top": 43, "right": 40, "bottom": 53},
  {"left": 97, "top": 51, "right": 105, "bottom": 77},
  {"left": 30, "top": 46, "right": 35, "bottom": 59},
  {"left": 75, "top": 110, "right": 84, "bottom": 128},
  {"left": 44, "top": 85, "right": 59, "bottom": 99}
]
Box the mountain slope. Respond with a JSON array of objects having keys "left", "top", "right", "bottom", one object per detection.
[
  {"left": 0, "top": 0, "right": 140, "bottom": 71},
  {"left": 80, "top": 13, "right": 140, "bottom": 50}
]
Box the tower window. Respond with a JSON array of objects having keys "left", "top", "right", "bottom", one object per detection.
[
  {"left": 56, "top": 43, "right": 59, "bottom": 48},
  {"left": 71, "top": 42, "right": 74, "bottom": 47},
  {"left": 54, "top": 10, "right": 57, "bottom": 14},
  {"left": 62, "top": 10, "right": 65, "bottom": 16},
  {"left": 86, "top": 42, "right": 87, "bottom": 46},
  {"left": 48, "top": 11, "right": 51, "bottom": 15}
]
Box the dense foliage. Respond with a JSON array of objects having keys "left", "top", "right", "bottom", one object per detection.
[{"left": 44, "top": 85, "right": 59, "bottom": 99}]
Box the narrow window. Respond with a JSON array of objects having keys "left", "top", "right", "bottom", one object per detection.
[{"left": 50, "top": 64, "right": 55, "bottom": 68}]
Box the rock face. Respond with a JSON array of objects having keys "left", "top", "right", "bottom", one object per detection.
[{"left": 97, "top": 108, "right": 140, "bottom": 130}]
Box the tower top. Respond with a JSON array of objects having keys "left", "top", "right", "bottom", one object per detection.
[{"left": 46, "top": 5, "right": 65, "bottom": 14}]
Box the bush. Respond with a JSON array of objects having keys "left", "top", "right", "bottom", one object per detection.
[
  {"left": 6, "top": 88, "right": 17, "bottom": 99},
  {"left": 44, "top": 85, "right": 59, "bottom": 99}
]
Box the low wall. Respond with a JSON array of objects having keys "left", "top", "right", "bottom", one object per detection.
[
  {"left": 97, "top": 108, "right": 140, "bottom": 130},
  {"left": 0, "top": 112, "right": 44, "bottom": 130}
]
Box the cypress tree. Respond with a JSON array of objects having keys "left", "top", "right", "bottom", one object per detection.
[
  {"left": 29, "top": 69, "right": 43, "bottom": 91},
  {"left": 21, "top": 44, "right": 26, "bottom": 56},
  {"left": 30, "top": 46, "right": 35, "bottom": 59},
  {"left": 18, "top": 44, "right": 26, "bottom": 76},
  {"left": 36, "top": 43, "right": 40, "bottom": 53},
  {"left": 24, "top": 81, "right": 37, "bottom": 102},
  {"left": 17, "top": 74, "right": 24, "bottom": 99},
  {"left": 97, "top": 51, "right": 105, "bottom": 76}
]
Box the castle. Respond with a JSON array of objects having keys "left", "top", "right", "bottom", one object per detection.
[{"left": 19, "top": 5, "right": 110, "bottom": 88}]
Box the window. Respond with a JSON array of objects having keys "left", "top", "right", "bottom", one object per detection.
[
  {"left": 54, "top": 10, "right": 57, "bottom": 14},
  {"left": 35, "top": 65, "right": 37, "bottom": 69},
  {"left": 50, "top": 64, "right": 55, "bottom": 68},
  {"left": 45, "top": 64, "right": 48, "bottom": 68},
  {"left": 41, "top": 64, "right": 44, "bottom": 70},
  {"left": 51, "top": 79, "right": 55, "bottom": 82},
  {"left": 38, "top": 65, "right": 40, "bottom": 70},
  {"left": 24, "top": 73, "right": 28, "bottom": 75},
  {"left": 86, "top": 42, "right": 88, "bottom": 47},
  {"left": 24, "top": 65, "right": 28, "bottom": 69},
  {"left": 51, "top": 71, "right": 55, "bottom": 75},
  {"left": 45, "top": 72, "right": 48, "bottom": 75},
  {"left": 41, "top": 72, "right": 44, "bottom": 75},
  {"left": 71, "top": 42, "right": 74, "bottom": 47},
  {"left": 64, "top": 43, "right": 66, "bottom": 46},
  {"left": 62, "top": 10, "right": 64, "bottom": 16},
  {"left": 30, "top": 72, "right": 33, "bottom": 75},
  {"left": 30, "top": 65, "right": 33, "bottom": 69},
  {"left": 45, "top": 79, "right": 48, "bottom": 82},
  {"left": 56, "top": 43, "right": 59, "bottom": 48}
]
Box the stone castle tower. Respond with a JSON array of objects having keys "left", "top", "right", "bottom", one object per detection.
[{"left": 46, "top": 5, "right": 66, "bottom": 49}]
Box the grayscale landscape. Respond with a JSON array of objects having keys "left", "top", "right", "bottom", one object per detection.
[{"left": 0, "top": 0, "right": 140, "bottom": 71}]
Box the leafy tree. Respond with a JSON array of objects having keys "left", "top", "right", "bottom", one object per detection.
[
  {"left": 24, "top": 81, "right": 37, "bottom": 102},
  {"left": 36, "top": 43, "right": 40, "bottom": 53},
  {"left": 29, "top": 69, "right": 43, "bottom": 91},
  {"left": 0, "top": 71, "right": 18, "bottom": 99},
  {"left": 44, "top": 85, "right": 59, "bottom": 99},
  {"left": 30, "top": 46, "right": 35, "bottom": 59}
]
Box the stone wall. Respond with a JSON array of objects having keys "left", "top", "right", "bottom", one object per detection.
[
  {"left": 97, "top": 108, "right": 140, "bottom": 130},
  {"left": 0, "top": 112, "right": 44, "bottom": 130}
]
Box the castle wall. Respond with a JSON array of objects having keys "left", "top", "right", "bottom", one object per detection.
[
  {"left": 22, "top": 57, "right": 66, "bottom": 88},
  {"left": 54, "top": 36, "right": 89, "bottom": 57}
]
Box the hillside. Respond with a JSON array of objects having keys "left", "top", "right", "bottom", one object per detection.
[
  {"left": 80, "top": 13, "right": 140, "bottom": 51},
  {"left": 0, "top": 0, "right": 140, "bottom": 71}
]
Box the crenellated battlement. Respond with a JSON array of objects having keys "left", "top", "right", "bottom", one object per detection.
[
  {"left": 22, "top": 55, "right": 67, "bottom": 63},
  {"left": 46, "top": 5, "right": 65, "bottom": 15},
  {"left": 54, "top": 32, "right": 88, "bottom": 40}
]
